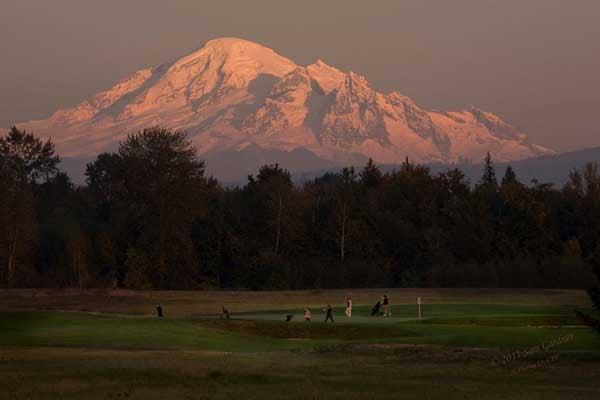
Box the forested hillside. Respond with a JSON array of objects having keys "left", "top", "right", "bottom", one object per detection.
[{"left": 1, "top": 127, "right": 599, "bottom": 290}]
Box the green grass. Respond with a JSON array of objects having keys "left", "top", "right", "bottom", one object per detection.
[
  {"left": 1, "top": 289, "right": 599, "bottom": 399},
  {"left": 2, "top": 308, "right": 598, "bottom": 353},
  {"left": 4, "top": 346, "right": 599, "bottom": 400},
  {"left": 0, "top": 311, "right": 305, "bottom": 352}
]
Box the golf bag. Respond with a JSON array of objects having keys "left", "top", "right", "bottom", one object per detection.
[{"left": 371, "top": 301, "right": 381, "bottom": 316}]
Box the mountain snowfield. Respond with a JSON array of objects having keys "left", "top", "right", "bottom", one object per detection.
[{"left": 11, "top": 37, "right": 553, "bottom": 171}]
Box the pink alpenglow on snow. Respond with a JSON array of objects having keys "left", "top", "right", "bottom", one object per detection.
[{"left": 11, "top": 37, "right": 553, "bottom": 165}]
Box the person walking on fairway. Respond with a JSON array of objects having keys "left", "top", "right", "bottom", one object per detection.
[
  {"left": 383, "top": 294, "right": 391, "bottom": 317},
  {"left": 304, "top": 307, "right": 312, "bottom": 322},
  {"left": 345, "top": 297, "right": 353, "bottom": 318},
  {"left": 324, "top": 304, "right": 334, "bottom": 323},
  {"left": 221, "top": 305, "right": 230, "bottom": 320}
]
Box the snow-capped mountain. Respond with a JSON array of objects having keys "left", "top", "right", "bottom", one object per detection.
[{"left": 12, "top": 37, "right": 553, "bottom": 169}]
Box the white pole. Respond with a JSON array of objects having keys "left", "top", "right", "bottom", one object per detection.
[{"left": 417, "top": 297, "right": 422, "bottom": 320}]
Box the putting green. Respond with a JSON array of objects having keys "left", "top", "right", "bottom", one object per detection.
[{"left": 2, "top": 302, "right": 598, "bottom": 353}]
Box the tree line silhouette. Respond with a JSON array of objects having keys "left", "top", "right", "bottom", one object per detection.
[{"left": 1, "top": 126, "right": 599, "bottom": 291}]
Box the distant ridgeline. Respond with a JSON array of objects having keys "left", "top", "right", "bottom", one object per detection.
[
  {"left": 60, "top": 146, "right": 600, "bottom": 187},
  {"left": 1, "top": 126, "right": 599, "bottom": 290},
  {"left": 294, "top": 147, "right": 600, "bottom": 188}
]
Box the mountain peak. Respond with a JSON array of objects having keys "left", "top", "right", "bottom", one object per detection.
[
  {"left": 15, "top": 38, "right": 553, "bottom": 166},
  {"left": 181, "top": 37, "right": 297, "bottom": 67},
  {"left": 172, "top": 37, "right": 297, "bottom": 80},
  {"left": 204, "top": 36, "right": 259, "bottom": 46},
  {"left": 198, "top": 37, "right": 277, "bottom": 57}
]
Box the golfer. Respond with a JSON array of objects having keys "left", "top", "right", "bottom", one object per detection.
[
  {"left": 324, "top": 304, "right": 334, "bottom": 323},
  {"left": 304, "top": 307, "right": 312, "bottom": 322},
  {"left": 345, "top": 297, "right": 353, "bottom": 318},
  {"left": 383, "top": 294, "right": 391, "bottom": 317},
  {"left": 221, "top": 305, "right": 230, "bottom": 320}
]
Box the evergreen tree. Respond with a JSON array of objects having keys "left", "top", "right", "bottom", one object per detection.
[
  {"left": 359, "top": 158, "right": 383, "bottom": 188},
  {"left": 479, "top": 152, "right": 497, "bottom": 188},
  {"left": 501, "top": 165, "right": 519, "bottom": 187}
]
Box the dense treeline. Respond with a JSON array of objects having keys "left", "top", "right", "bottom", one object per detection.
[{"left": 1, "top": 126, "right": 599, "bottom": 290}]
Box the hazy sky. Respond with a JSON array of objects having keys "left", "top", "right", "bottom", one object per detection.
[{"left": 1, "top": 0, "right": 599, "bottom": 152}]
